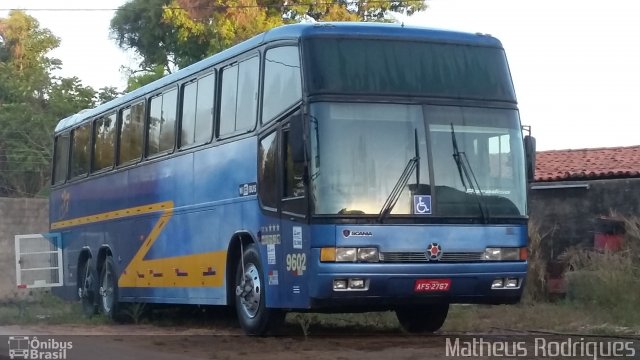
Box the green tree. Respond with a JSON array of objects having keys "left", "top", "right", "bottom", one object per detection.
[
  {"left": 48, "top": 77, "right": 97, "bottom": 118},
  {"left": 97, "top": 86, "right": 122, "bottom": 105},
  {"left": 0, "top": 11, "right": 61, "bottom": 196},
  {"left": 124, "top": 64, "right": 165, "bottom": 91},
  {"left": 164, "top": 0, "right": 283, "bottom": 54},
  {"left": 109, "top": 0, "right": 210, "bottom": 73},
  {"left": 0, "top": 10, "right": 60, "bottom": 104},
  {"left": 288, "top": 0, "right": 426, "bottom": 22},
  {"left": 0, "top": 11, "right": 106, "bottom": 197}
]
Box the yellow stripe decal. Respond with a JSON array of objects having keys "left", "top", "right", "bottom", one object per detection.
[
  {"left": 117, "top": 202, "right": 226, "bottom": 288},
  {"left": 52, "top": 201, "right": 226, "bottom": 288},
  {"left": 51, "top": 201, "right": 174, "bottom": 230},
  {"left": 119, "top": 251, "right": 227, "bottom": 288}
]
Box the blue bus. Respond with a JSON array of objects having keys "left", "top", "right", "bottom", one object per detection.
[{"left": 50, "top": 22, "right": 536, "bottom": 335}]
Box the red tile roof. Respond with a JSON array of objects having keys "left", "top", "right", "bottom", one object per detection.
[{"left": 536, "top": 146, "right": 640, "bottom": 182}]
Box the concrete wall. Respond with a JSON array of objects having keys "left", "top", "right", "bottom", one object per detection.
[
  {"left": 0, "top": 198, "right": 49, "bottom": 300},
  {"left": 529, "top": 178, "right": 640, "bottom": 257}
]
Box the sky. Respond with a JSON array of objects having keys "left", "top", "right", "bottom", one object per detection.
[
  {"left": 0, "top": 0, "right": 132, "bottom": 90},
  {"left": 1, "top": 0, "right": 639, "bottom": 151}
]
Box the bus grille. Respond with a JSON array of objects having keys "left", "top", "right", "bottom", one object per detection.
[{"left": 379, "top": 252, "right": 484, "bottom": 263}]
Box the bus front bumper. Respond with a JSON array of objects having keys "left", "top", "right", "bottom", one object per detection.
[{"left": 308, "top": 256, "right": 527, "bottom": 309}]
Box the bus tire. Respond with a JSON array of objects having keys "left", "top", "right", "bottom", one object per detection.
[
  {"left": 235, "top": 244, "right": 284, "bottom": 336},
  {"left": 98, "top": 256, "right": 120, "bottom": 320},
  {"left": 78, "top": 259, "right": 98, "bottom": 317},
  {"left": 395, "top": 303, "right": 449, "bottom": 333}
]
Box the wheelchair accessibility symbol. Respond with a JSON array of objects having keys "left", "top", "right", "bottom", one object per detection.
[{"left": 413, "top": 195, "right": 432, "bottom": 215}]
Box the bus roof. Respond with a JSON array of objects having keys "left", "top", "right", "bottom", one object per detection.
[{"left": 54, "top": 22, "right": 503, "bottom": 133}]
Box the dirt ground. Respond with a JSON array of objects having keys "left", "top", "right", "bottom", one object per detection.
[
  {"left": 3, "top": 323, "right": 639, "bottom": 360},
  {"left": 0, "top": 323, "right": 454, "bottom": 360}
]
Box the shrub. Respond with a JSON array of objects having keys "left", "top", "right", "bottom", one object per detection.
[
  {"left": 562, "top": 215, "right": 640, "bottom": 325},
  {"left": 523, "top": 219, "right": 553, "bottom": 302}
]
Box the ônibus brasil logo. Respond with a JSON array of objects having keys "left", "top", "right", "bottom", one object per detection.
[{"left": 8, "top": 336, "right": 72, "bottom": 360}]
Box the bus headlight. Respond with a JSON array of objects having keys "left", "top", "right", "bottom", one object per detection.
[
  {"left": 484, "top": 247, "right": 523, "bottom": 261},
  {"left": 321, "top": 247, "right": 379, "bottom": 262},
  {"left": 336, "top": 248, "right": 357, "bottom": 262},
  {"left": 357, "top": 248, "right": 379, "bottom": 262}
]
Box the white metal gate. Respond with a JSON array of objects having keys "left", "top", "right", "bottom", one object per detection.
[{"left": 14, "top": 233, "right": 63, "bottom": 288}]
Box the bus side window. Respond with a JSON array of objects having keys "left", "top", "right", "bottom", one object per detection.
[
  {"left": 53, "top": 133, "right": 70, "bottom": 184},
  {"left": 181, "top": 81, "right": 197, "bottom": 147},
  {"left": 258, "top": 131, "right": 278, "bottom": 210},
  {"left": 282, "top": 128, "right": 305, "bottom": 215},
  {"left": 70, "top": 123, "right": 91, "bottom": 178},
  {"left": 147, "top": 89, "right": 177, "bottom": 156},
  {"left": 219, "top": 56, "right": 259, "bottom": 137},
  {"left": 263, "top": 46, "right": 302, "bottom": 124},
  {"left": 181, "top": 73, "right": 214, "bottom": 148},
  {"left": 93, "top": 112, "right": 116, "bottom": 172},
  {"left": 118, "top": 102, "right": 144, "bottom": 164}
]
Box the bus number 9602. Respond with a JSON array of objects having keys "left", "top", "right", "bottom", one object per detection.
[{"left": 286, "top": 253, "right": 306, "bottom": 276}]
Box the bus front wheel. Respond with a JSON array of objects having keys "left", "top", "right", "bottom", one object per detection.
[
  {"left": 234, "top": 244, "right": 284, "bottom": 335},
  {"left": 395, "top": 303, "right": 449, "bottom": 333}
]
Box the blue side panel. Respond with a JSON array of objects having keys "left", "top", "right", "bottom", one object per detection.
[
  {"left": 51, "top": 136, "right": 260, "bottom": 305},
  {"left": 276, "top": 219, "right": 312, "bottom": 308},
  {"left": 122, "top": 288, "right": 224, "bottom": 304},
  {"left": 257, "top": 213, "right": 281, "bottom": 308},
  {"left": 311, "top": 225, "right": 337, "bottom": 248}
]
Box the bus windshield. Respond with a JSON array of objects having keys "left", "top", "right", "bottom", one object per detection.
[
  {"left": 304, "top": 38, "right": 516, "bottom": 102},
  {"left": 309, "top": 102, "right": 527, "bottom": 218}
]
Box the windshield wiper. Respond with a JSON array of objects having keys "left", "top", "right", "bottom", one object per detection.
[
  {"left": 450, "top": 124, "right": 488, "bottom": 223},
  {"left": 377, "top": 156, "right": 419, "bottom": 223},
  {"left": 414, "top": 128, "right": 420, "bottom": 186},
  {"left": 378, "top": 129, "right": 421, "bottom": 223}
]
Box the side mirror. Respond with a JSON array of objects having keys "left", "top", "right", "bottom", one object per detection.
[
  {"left": 524, "top": 135, "right": 536, "bottom": 182},
  {"left": 289, "top": 111, "right": 305, "bottom": 163}
]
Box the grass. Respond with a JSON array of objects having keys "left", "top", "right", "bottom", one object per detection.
[
  {"left": 0, "top": 290, "right": 109, "bottom": 326},
  {"left": 2, "top": 292, "right": 639, "bottom": 336},
  {"left": 560, "top": 250, "right": 640, "bottom": 328},
  {"left": 287, "top": 312, "right": 401, "bottom": 336},
  {"left": 282, "top": 303, "right": 640, "bottom": 337},
  {"left": 444, "top": 303, "right": 640, "bottom": 336},
  {"left": 554, "top": 215, "right": 640, "bottom": 330},
  {"left": 524, "top": 219, "right": 554, "bottom": 303},
  {"left": 119, "top": 302, "right": 147, "bottom": 324}
]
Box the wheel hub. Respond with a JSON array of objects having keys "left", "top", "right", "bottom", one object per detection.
[
  {"left": 237, "top": 264, "right": 261, "bottom": 318},
  {"left": 79, "top": 267, "right": 93, "bottom": 299},
  {"left": 101, "top": 266, "right": 114, "bottom": 313}
]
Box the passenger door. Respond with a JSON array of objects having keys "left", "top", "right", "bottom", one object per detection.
[
  {"left": 256, "top": 128, "right": 282, "bottom": 307},
  {"left": 277, "top": 111, "right": 310, "bottom": 308},
  {"left": 258, "top": 44, "right": 306, "bottom": 308},
  {"left": 257, "top": 108, "right": 310, "bottom": 309}
]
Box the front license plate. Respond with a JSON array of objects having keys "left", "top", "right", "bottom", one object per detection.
[{"left": 414, "top": 279, "right": 451, "bottom": 292}]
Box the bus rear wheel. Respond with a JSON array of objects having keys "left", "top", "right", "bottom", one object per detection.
[
  {"left": 234, "top": 244, "right": 284, "bottom": 336},
  {"left": 78, "top": 259, "right": 97, "bottom": 317},
  {"left": 395, "top": 303, "right": 449, "bottom": 333},
  {"left": 98, "top": 256, "right": 120, "bottom": 319}
]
